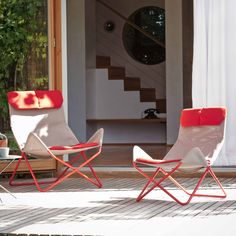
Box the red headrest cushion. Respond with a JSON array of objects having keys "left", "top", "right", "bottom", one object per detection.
[
  {"left": 35, "top": 90, "right": 63, "bottom": 109},
  {"left": 180, "top": 108, "right": 201, "bottom": 127},
  {"left": 7, "top": 91, "right": 39, "bottom": 110},
  {"left": 200, "top": 108, "right": 226, "bottom": 125},
  {"left": 8, "top": 90, "right": 63, "bottom": 110},
  {"left": 181, "top": 107, "right": 226, "bottom": 127}
]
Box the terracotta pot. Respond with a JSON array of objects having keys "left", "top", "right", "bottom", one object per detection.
[{"left": 0, "top": 139, "right": 8, "bottom": 147}]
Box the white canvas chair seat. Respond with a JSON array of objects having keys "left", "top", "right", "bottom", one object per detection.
[
  {"left": 133, "top": 107, "right": 227, "bottom": 205},
  {"left": 134, "top": 146, "right": 209, "bottom": 172},
  {"left": 49, "top": 143, "right": 100, "bottom": 155},
  {"left": 7, "top": 90, "right": 104, "bottom": 192},
  {"left": 23, "top": 130, "right": 101, "bottom": 157}
]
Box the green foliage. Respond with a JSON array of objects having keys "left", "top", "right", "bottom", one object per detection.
[
  {"left": 0, "top": 80, "right": 8, "bottom": 118},
  {"left": 0, "top": 0, "right": 48, "bottom": 131},
  {"left": 5, "top": 130, "right": 20, "bottom": 154},
  {"left": 0, "top": 0, "right": 39, "bottom": 73}
]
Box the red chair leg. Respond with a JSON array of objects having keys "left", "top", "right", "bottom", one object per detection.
[
  {"left": 160, "top": 167, "right": 226, "bottom": 200},
  {"left": 9, "top": 153, "right": 67, "bottom": 192},
  {"left": 133, "top": 162, "right": 182, "bottom": 202},
  {"left": 80, "top": 151, "right": 102, "bottom": 188},
  {"left": 136, "top": 167, "right": 161, "bottom": 202},
  {"left": 133, "top": 162, "right": 227, "bottom": 205},
  {"left": 9, "top": 149, "right": 103, "bottom": 192}
]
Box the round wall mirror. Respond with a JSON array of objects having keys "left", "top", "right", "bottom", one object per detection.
[{"left": 123, "top": 6, "right": 165, "bottom": 65}]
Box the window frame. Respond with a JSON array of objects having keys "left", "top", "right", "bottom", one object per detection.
[{"left": 48, "top": 0, "right": 62, "bottom": 91}]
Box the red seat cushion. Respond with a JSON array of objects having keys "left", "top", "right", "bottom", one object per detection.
[
  {"left": 49, "top": 142, "right": 99, "bottom": 151},
  {"left": 135, "top": 158, "right": 181, "bottom": 165}
]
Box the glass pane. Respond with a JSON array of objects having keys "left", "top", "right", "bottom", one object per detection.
[
  {"left": 0, "top": 0, "right": 49, "bottom": 147},
  {"left": 123, "top": 6, "right": 165, "bottom": 65},
  {"left": 22, "top": 0, "right": 49, "bottom": 90},
  {"left": 0, "top": 0, "right": 49, "bottom": 93}
]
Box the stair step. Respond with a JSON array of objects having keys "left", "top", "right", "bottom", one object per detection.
[
  {"left": 108, "top": 66, "right": 125, "bottom": 79},
  {"left": 96, "top": 55, "right": 111, "bottom": 68},
  {"left": 140, "top": 88, "right": 156, "bottom": 102},
  {"left": 156, "top": 99, "right": 166, "bottom": 113},
  {"left": 96, "top": 55, "right": 164, "bottom": 112},
  {"left": 124, "top": 77, "right": 141, "bottom": 91}
]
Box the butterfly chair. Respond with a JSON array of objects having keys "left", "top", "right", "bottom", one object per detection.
[
  {"left": 7, "top": 90, "right": 104, "bottom": 192},
  {"left": 133, "top": 107, "right": 227, "bottom": 205}
]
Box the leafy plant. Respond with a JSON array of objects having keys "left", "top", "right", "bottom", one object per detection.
[
  {"left": 0, "top": 0, "right": 48, "bottom": 131},
  {"left": 0, "top": 132, "right": 7, "bottom": 140},
  {"left": 5, "top": 130, "right": 20, "bottom": 154},
  {"left": 0, "top": 131, "right": 8, "bottom": 148}
]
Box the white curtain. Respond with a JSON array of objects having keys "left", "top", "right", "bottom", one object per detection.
[{"left": 192, "top": 0, "right": 236, "bottom": 166}]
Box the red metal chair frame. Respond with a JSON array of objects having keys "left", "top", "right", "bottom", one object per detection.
[
  {"left": 133, "top": 107, "right": 227, "bottom": 205},
  {"left": 7, "top": 90, "right": 103, "bottom": 192},
  {"left": 133, "top": 162, "right": 226, "bottom": 206},
  {"left": 9, "top": 147, "right": 102, "bottom": 192}
]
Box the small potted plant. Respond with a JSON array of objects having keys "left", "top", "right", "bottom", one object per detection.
[
  {"left": 0, "top": 132, "right": 8, "bottom": 147},
  {"left": 0, "top": 132, "right": 9, "bottom": 158}
]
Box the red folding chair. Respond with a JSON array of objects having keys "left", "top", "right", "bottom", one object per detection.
[
  {"left": 7, "top": 90, "right": 104, "bottom": 192},
  {"left": 133, "top": 107, "right": 227, "bottom": 205}
]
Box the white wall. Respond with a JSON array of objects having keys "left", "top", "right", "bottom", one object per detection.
[
  {"left": 96, "top": 0, "right": 166, "bottom": 98},
  {"left": 87, "top": 121, "right": 166, "bottom": 144},
  {"left": 86, "top": 68, "right": 166, "bottom": 143},
  {"left": 165, "top": 0, "right": 183, "bottom": 144},
  {"left": 87, "top": 69, "right": 156, "bottom": 119}
]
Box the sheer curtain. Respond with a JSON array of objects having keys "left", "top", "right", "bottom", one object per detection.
[{"left": 192, "top": 0, "right": 236, "bottom": 166}]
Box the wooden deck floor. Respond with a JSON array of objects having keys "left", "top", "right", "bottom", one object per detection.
[{"left": 1, "top": 177, "right": 236, "bottom": 235}]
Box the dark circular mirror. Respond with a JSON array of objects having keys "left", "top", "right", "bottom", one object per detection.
[{"left": 123, "top": 6, "right": 165, "bottom": 65}]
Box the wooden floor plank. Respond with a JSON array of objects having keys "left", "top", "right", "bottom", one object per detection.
[{"left": 1, "top": 177, "right": 236, "bottom": 235}]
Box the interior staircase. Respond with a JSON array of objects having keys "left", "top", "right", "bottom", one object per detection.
[{"left": 96, "top": 55, "right": 166, "bottom": 113}]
